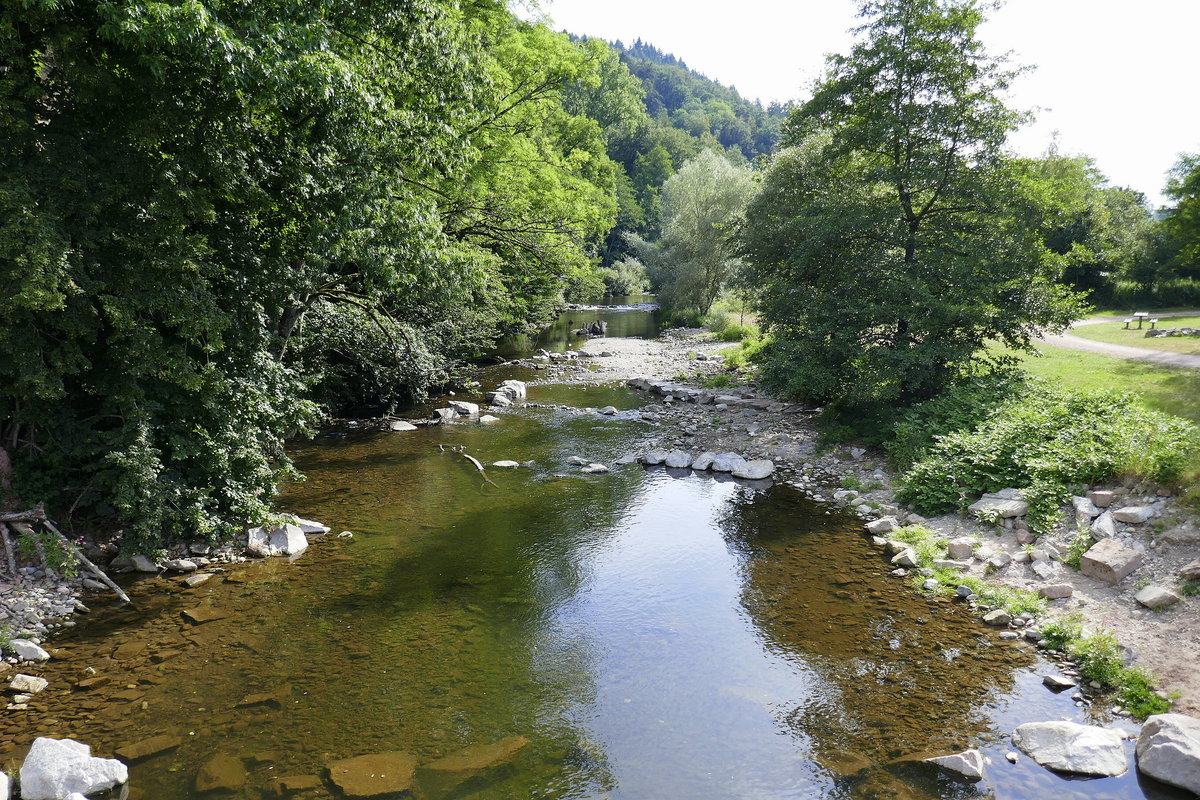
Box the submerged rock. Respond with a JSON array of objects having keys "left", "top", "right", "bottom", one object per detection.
[
  {"left": 418, "top": 736, "right": 529, "bottom": 796},
  {"left": 1136, "top": 713, "right": 1200, "bottom": 794},
  {"left": 116, "top": 734, "right": 183, "bottom": 762},
  {"left": 195, "top": 753, "right": 247, "bottom": 792},
  {"left": 19, "top": 737, "right": 128, "bottom": 800},
  {"left": 328, "top": 752, "right": 418, "bottom": 797},
  {"left": 10, "top": 673, "right": 48, "bottom": 694},
  {"left": 1012, "top": 721, "right": 1126, "bottom": 776}
]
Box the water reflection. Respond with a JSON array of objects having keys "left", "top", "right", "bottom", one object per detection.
[{"left": 494, "top": 295, "right": 659, "bottom": 356}]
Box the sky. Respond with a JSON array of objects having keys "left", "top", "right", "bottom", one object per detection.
[{"left": 529, "top": 0, "right": 1200, "bottom": 207}]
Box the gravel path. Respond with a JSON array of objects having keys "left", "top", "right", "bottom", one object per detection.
[{"left": 1039, "top": 311, "right": 1200, "bottom": 369}]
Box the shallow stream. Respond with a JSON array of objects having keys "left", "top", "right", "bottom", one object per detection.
[{"left": 2, "top": 302, "right": 1188, "bottom": 799}]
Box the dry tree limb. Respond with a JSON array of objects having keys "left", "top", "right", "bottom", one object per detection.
[
  {"left": 42, "top": 520, "right": 131, "bottom": 604},
  {"left": 0, "top": 503, "right": 46, "bottom": 523}
]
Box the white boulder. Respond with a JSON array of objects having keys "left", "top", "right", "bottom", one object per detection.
[
  {"left": 448, "top": 400, "right": 480, "bottom": 418},
  {"left": 1112, "top": 505, "right": 1155, "bottom": 524},
  {"left": 925, "top": 749, "right": 984, "bottom": 780},
  {"left": 732, "top": 459, "right": 774, "bottom": 480},
  {"left": 9, "top": 639, "right": 50, "bottom": 662},
  {"left": 664, "top": 450, "right": 693, "bottom": 469},
  {"left": 710, "top": 453, "right": 746, "bottom": 472},
  {"left": 691, "top": 452, "right": 717, "bottom": 471},
  {"left": 865, "top": 517, "right": 899, "bottom": 536},
  {"left": 1012, "top": 721, "right": 1127, "bottom": 776},
  {"left": 1136, "top": 713, "right": 1200, "bottom": 794},
  {"left": 1135, "top": 585, "right": 1181, "bottom": 609},
  {"left": 641, "top": 450, "right": 669, "bottom": 466},
  {"left": 245, "top": 523, "right": 308, "bottom": 558},
  {"left": 19, "top": 737, "right": 129, "bottom": 800}
]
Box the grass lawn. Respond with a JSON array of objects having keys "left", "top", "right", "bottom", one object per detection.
[
  {"left": 1071, "top": 315, "right": 1200, "bottom": 356},
  {"left": 1086, "top": 306, "right": 1200, "bottom": 318},
  {"left": 996, "top": 343, "right": 1200, "bottom": 423}
]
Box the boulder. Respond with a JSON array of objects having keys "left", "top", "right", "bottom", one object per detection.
[
  {"left": 9, "top": 639, "right": 50, "bottom": 662},
  {"left": 1031, "top": 561, "right": 1057, "bottom": 581},
  {"left": 1038, "top": 583, "right": 1074, "bottom": 600},
  {"left": 328, "top": 752, "right": 418, "bottom": 797},
  {"left": 1135, "top": 713, "right": 1200, "bottom": 794},
  {"left": 1072, "top": 495, "right": 1100, "bottom": 519},
  {"left": 1080, "top": 538, "right": 1143, "bottom": 584},
  {"left": 968, "top": 492, "right": 1029, "bottom": 519},
  {"left": 478, "top": 415, "right": 501, "bottom": 425},
  {"left": 1135, "top": 585, "right": 1181, "bottom": 609},
  {"left": 1011, "top": 721, "right": 1127, "bottom": 776},
  {"left": 429, "top": 408, "right": 458, "bottom": 424},
  {"left": 946, "top": 538, "right": 975, "bottom": 560},
  {"left": 1092, "top": 510, "right": 1117, "bottom": 538},
  {"left": 865, "top": 517, "right": 899, "bottom": 536},
  {"left": 486, "top": 392, "right": 512, "bottom": 407},
  {"left": 664, "top": 450, "right": 693, "bottom": 469},
  {"left": 1112, "top": 506, "right": 1155, "bottom": 524},
  {"left": 19, "top": 737, "right": 129, "bottom": 800},
  {"left": 987, "top": 551, "right": 1013, "bottom": 571},
  {"left": 131, "top": 554, "right": 159, "bottom": 573},
  {"left": 195, "top": 754, "right": 247, "bottom": 792},
  {"left": 711, "top": 453, "right": 747, "bottom": 473},
  {"left": 1087, "top": 490, "right": 1115, "bottom": 508},
  {"left": 641, "top": 450, "right": 669, "bottom": 466},
  {"left": 388, "top": 420, "right": 418, "bottom": 431},
  {"left": 983, "top": 609, "right": 1011, "bottom": 626},
  {"left": 289, "top": 517, "right": 329, "bottom": 535},
  {"left": 10, "top": 674, "right": 48, "bottom": 694},
  {"left": 732, "top": 460, "right": 774, "bottom": 480},
  {"left": 245, "top": 523, "right": 308, "bottom": 558},
  {"left": 448, "top": 400, "right": 479, "bottom": 418},
  {"left": 0, "top": 773, "right": 7, "bottom": 800},
  {"left": 182, "top": 573, "right": 213, "bottom": 588},
  {"left": 598, "top": 406, "right": 618, "bottom": 416},
  {"left": 1042, "top": 674, "right": 1077, "bottom": 691},
  {"left": 581, "top": 464, "right": 609, "bottom": 474},
  {"left": 924, "top": 749, "right": 984, "bottom": 781},
  {"left": 163, "top": 559, "right": 197, "bottom": 572},
  {"left": 491, "top": 461, "right": 520, "bottom": 469},
  {"left": 1180, "top": 559, "right": 1200, "bottom": 581},
  {"left": 498, "top": 380, "right": 526, "bottom": 400},
  {"left": 890, "top": 549, "right": 918, "bottom": 568},
  {"left": 691, "top": 452, "right": 717, "bottom": 471}
]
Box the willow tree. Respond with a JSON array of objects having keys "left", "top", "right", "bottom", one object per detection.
[{"left": 740, "top": 0, "right": 1084, "bottom": 407}]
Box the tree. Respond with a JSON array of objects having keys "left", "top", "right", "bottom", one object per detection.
[
  {"left": 739, "top": 0, "right": 1084, "bottom": 407},
  {"left": 1159, "top": 152, "right": 1200, "bottom": 280},
  {"left": 638, "top": 150, "right": 755, "bottom": 315}
]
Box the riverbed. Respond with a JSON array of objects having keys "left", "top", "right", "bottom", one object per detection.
[{"left": 2, "top": 301, "right": 1187, "bottom": 799}]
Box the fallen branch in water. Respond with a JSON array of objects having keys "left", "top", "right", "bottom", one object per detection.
[{"left": 43, "top": 519, "right": 131, "bottom": 604}]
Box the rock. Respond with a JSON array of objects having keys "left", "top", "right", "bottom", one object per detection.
[
  {"left": 987, "top": 552, "right": 1013, "bottom": 571},
  {"left": 388, "top": 420, "right": 418, "bottom": 431},
  {"left": 1087, "top": 490, "right": 1115, "bottom": 508},
  {"left": 492, "top": 460, "right": 520, "bottom": 469},
  {"left": 478, "top": 415, "right": 501, "bottom": 425},
  {"left": 641, "top": 450, "right": 669, "bottom": 466},
  {"left": 922, "top": 578, "right": 939, "bottom": 591},
  {"left": 274, "top": 775, "right": 323, "bottom": 794},
  {"left": 1080, "top": 538, "right": 1143, "bottom": 584},
  {"left": 1032, "top": 561, "right": 1057, "bottom": 581},
  {"left": 1092, "top": 510, "right": 1118, "bottom": 538},
  {"left": 195, "top": 753, "right": 247, "bottom": 792},
  {"left": 598, "top": 406, "right": 618, "bottom": 416},
  {"left": 116, "top": 735, "right": 183, "bottom": 762},
  {"left": 182, "top": 573, "right": 214, "bottom": 588},
  {"left": 946, "top": 538, "right": 975, "bottom": 560},
  {"left": 664, "top": 450, "right": 693, "bottom": 469},
  {"left": 486, "top": 392, "right": 512, "bottom": 407},
  {"left": 498, "top": 380, "right": 527, "bottom": 400},
  {"left": 245, "top": 523, "right": 308, "bottom": 558},
  {"left": 1135, "top": 713, "right": 1200, "bottom": 794},
  {"left": 1043, "top": 674, "right": 1077, "bottom": 691},
  {"left": 691, "top": 452, "right": 717, "bottom": 470},
  {"left": 429, "top": 408, "right": 457, "bottom": 424},
  {"left": 968, "top": 491, "right": 1029, "bottom": 519},
  {"left": 1011, "top": 721, "right": 1127, "bottom": 776},
  {"left": 19, "top": 737, "right": 129, "bottom": 800},
  {"left": 890, "top": 549, "right": 918, "bottom": 568},
  {"left": 417, "top": 736, "right": 529, "bottom": 795},
  {"left": 732, "top": 459, "right": 774, "bottom": 480},
  {"left": 566, "top": 456, "right": 588, "bottom": 466},
  {"left": 0, "top": 773, "right": 7, "bottom": 800},
  {"left": 581, "top": 463, "right": 609, "bottom": 474},
  {"left": 10, "top": 639, "right": 50, "bottom": 662},
  {"left": 1072, "top": 495, "right": 1100, "bottom": 519},
  {"left": 865, "top": 517, "right": 899, "bottom": 536},
  {"left": 925, "top": 748, "right": 985, "bottom": 781},
  {"left": 181, "top": 607, "right": 228, "bottom": 625},
  {"left": 711, "top": 452, "right": 747, "bottom": 473},
  {"left": 131, "top": 554, "right": 159, "bottom": 573},
  {"left": 448, "top": 400, "right": 479, "bottom": 418},
  {"left": 1038, "top": 583, "right": 1073, "bottom": 599},
  {"left": 1135, "top": 585, "right": 1181, "bottom": 609},
  {"left": 163, "top": 559, "right": 197, "bottom": 572},
  {"left": 983, "top": 609, "right": 1011, "bottom": 626},
  {"left": 1112, "top": 506, "right": 1155, "bottom": 524},
  {"left": 328, "top": 752, "right": 418, "bottom": 797},
  {"left": 1180, "top": 559, "right": 1200, "bottom": 581},
  {"left": 10, "top": 673, "right": 48, "bottom": 694}
]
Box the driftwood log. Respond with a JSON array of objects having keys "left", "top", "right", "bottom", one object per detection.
[{"left": 0, "top": 504, "right": 130, "bottom": 604}]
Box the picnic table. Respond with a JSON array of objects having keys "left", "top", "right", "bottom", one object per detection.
[{"left": 1123, "top": 312, "right": 1157, "bottom": 330}]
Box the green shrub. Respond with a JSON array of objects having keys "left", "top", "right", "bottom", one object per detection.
[
  {"left": 598, "top": 256, "right": 650, "bottom": 296},
  {"left": 703, "top": 373, "right": 735, "bottom": 389},
  {"left": 896, "top": 381, "right": 1199, "bottom": 534},
  {"left": 1062, "top": 526, "right": 1094, "bottom": 570}
]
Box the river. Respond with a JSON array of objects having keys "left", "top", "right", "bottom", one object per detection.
[{"left": 2, "top": 299, "right": 1187, "bottom": 799}]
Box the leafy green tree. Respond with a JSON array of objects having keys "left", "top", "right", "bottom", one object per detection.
[
  {"left": 638, "top": 150, "right": 755, "bottom": 315},
  {"left": 1159, "top": 152, "right": 1200, "bottom": 280},
  {"left": 739, "top": 0, "right": 1084, "bottom": 407}
]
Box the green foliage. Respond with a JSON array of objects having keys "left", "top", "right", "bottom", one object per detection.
[
  {"left": 598, "top": 256, "right": 651, "bottom": 296},
  {"left": 1062, "top": 526, "right": 1095, "bottom": 570},
  {"left": 1040, "top": 619, "right": 1170, "bottom": 718},
  {"left": 702, "top": 373, "right": 735, "bottom": 389},
  {"left": 956, "top": 576, "right": 1047, "bottom": 617},
  {"left": 739, "top": 0, "right": 1086, "bottom": 408},
  {"left": 722, "top": 332, "right": 770, "bottom": 372},
  {"left": 896, "top": 381, "right": 1199, "bottom": 533},
  {"left": 15, "top": 529, "right": 78, "bottom": 577}
]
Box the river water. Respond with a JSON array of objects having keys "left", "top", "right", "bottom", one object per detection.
[{"left": 3, "top": 300, "right": 1187, "bottom": 799}]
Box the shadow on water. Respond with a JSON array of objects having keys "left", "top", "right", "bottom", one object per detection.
[{"left": 0, "top": 380, "right": 1188, "bottom": 799}]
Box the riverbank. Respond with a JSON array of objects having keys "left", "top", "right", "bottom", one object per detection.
[{"left": 497, "top": 326, "right": 1200, "bottom": 719}]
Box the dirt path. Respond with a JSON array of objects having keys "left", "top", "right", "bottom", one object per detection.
[{"left": 1039, "top": 311, "right": 1200, "bottom": 369}]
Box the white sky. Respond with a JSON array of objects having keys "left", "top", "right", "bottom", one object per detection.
[{"left": 530, "top": 0, "right": 1200, "bottom": 207}]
